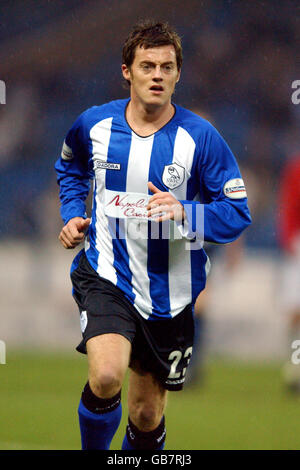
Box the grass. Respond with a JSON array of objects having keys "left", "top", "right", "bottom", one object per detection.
[{"left": 0, "top": 351, "right": 299, "bottom": 450}]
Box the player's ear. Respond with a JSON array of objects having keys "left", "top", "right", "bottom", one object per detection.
[
  {"left": 176, "top": 69, "right": 181, "bottom": 83},
  {"left": 122, "top": 64, "right": 131, "bottom": 82}
]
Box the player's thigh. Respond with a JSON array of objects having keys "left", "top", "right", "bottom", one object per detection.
[
  {"left": 127, "top": 364, "right": 168, "bottom": 431},
  {"left": 87, "top": 333, "right": 131, "bottom": 390}
]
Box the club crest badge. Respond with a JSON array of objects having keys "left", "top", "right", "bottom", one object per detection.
[{"left": 162, "top": 163, "right": 185, "bottom": 189}]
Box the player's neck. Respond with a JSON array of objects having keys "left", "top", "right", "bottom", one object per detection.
[{"left": 126, "top": 99, "right": 175, "bottom": 137}]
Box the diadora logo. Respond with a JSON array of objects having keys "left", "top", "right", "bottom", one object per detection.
[
  {"left": 93, "top": 159, "right": 121, "bottom": 170},
  {"left": 162, "top": 163, "right": 185, "bottom": 189}
]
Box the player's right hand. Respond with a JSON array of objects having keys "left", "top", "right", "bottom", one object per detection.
[{"left": 58, "top": 217, "right": 91, "bottom": 249}]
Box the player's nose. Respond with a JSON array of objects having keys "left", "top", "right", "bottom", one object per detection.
[{"left": 152, "top": 65, "right": 163, "bottom": 80}]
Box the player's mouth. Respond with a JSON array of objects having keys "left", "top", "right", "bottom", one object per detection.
[{"left": 149, "top": 85, "right": 164, "bottom": 94}]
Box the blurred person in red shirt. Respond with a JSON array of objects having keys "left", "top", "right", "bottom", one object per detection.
[{"left": 278, "top": 154, "right": 300, "bottom": 393}]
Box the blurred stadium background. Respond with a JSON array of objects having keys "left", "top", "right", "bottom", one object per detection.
[{"left": 0, "top": 0, "right": 299, "bottom": 450}]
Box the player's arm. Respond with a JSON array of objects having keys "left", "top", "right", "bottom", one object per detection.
[
  {"left": 177, "top": 126, "right": 251, "bottom": 244},
  {"left": 55, "top": 112, "right": 91, "bottom": 249},
  {"left": 192, "top": 127, "right": 251, "bottom": 244}
]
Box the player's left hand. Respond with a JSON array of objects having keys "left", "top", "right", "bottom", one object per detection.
[{"left": 147, "top": 182, "right": 186, "bottom": 222}]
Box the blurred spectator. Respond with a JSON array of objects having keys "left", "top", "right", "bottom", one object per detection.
[{"left": 277, "top": 154, "right": 300, "bottom": 393}]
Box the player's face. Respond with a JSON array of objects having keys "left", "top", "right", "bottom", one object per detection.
[{"left": 122, "top": 45, "right": 181, "bottom": 110}]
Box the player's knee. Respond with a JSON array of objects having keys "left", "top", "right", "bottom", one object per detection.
[
  {"left": 89, "top": 369, "right": 122, "bottom": 398},
  {"left": 131, "top": 403, "right": 162, "bottom": 430}
]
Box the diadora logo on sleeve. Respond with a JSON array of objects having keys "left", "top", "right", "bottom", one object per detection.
[
  {"left": 223, "top": 178, "right": 247, "bottom": 199},
  {"left": 93, "top": 159, "right": 121, "bottom": 170},
  {"left": 162, "top": 163, "right": 185, "bottom": 189}
]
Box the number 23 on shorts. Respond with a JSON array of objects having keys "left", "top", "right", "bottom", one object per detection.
[{"left": 168, "top": 347, "right": 193, "bottom": 379}]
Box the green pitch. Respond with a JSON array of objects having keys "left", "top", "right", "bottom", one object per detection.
[{"left": 0, "top": 351, "right": 299, "bottom": 450}]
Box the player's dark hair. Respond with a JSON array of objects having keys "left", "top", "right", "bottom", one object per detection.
[{"left": 122, "top": 19, "right": 182, "bottom": 85}]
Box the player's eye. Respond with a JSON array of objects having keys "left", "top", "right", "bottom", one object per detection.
[
  {"left": 140, "top": 64, "right": 152, "bottom": 72},
  {"left": 163, "top": 64, "right": 174, "bottom": 73}
]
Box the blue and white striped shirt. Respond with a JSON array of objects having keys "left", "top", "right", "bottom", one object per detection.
[{"left": 55, "top": 98, "right": 251, "bottom": 320}]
